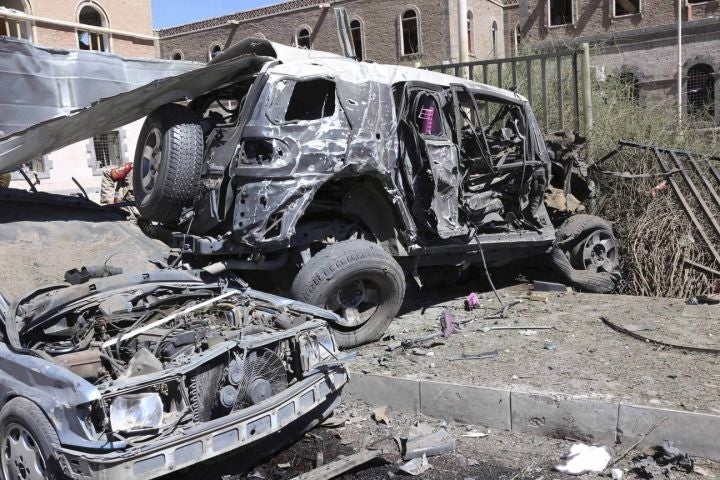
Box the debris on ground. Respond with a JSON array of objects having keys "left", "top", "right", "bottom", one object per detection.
[
  {"left": 289, "top": 449, "right": 383, "bottom": 480},
  {"left": 555, "top": 443, "right": 612, "bottom": 475},
  {"left": 687, "top": 294, "right": 720, "bottom": 305},
  {"left": 449, "top": 350, "right": 499, "bottom": 361},
  {"left": 533, "top": 280, "right": 568, "bottom": 292},
  {"left": 480, "top": 325, "right": 555, "bottom": 333},
  {"left": 461, "top": 431, "right": 489, "bottom": 438},
  {"left": 465, "top": 292, "right": 483, "bottom": 310},
  {"left": 372, "top": 405, "right": 391, "bottom": 425},
  {"left": 401, "top": 423, "right": 456, "bottom": 460},
  {"left": 632, "top": 441, "right": 695, "bottom": 478},
  {"left": 527, "top": 293, "right": 550, "bottom": 303},
  {"left": 398, "top": 454, "right": 432, "bottom": 476},
  {"left": 610, "top": 467, "right": 624, "bottom": 479}
]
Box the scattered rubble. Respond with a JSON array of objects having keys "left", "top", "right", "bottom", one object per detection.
[
  {"left": 632, "top": 442, "right": 695, "bottom": 478},
  {"left": 398, "top": 454, "right": 432, "bottom": 476},
  {"left": 401, "top": 423, "right": 456, "bottom": 460}
]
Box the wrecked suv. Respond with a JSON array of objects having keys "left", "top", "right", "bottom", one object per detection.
[{"left": 130, "top": 39, "right": 620, "bottom": 348}]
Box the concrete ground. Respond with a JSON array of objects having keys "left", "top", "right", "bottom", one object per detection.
[{"left": 353, "top": 281, "right": 720, "bottom": 415}]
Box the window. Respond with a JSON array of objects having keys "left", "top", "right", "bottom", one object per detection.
[
  {"left": 209, "top": 43, "right": 222, "bottom": 60},
  {"left": 0, "top": 0, "right": 32, "bottom": 41},
  {"left": 548, "top": 0, "right": 573, "bottom": 26},
  {"left": 491, "top": 21, "right": 498, "bottom": 58},
  {"left": 614, "top": 0, "right": 640, "bottom": 16},
  {"left": 171, "top": 50, "right": 183, "bottom": 60},
  {"left": 350, "top": 19, "right": 363, "bottom": 60},
  {"left": 93, "top": 132, "right": 122, "bottom": 170},
  {"left": 687, "top": 64, "right": 715, "bottom": 117},
  {"left": 467, "top": 11, "right": 474, "bottom": 54},
  {"left": 77, "top": 5, "right": 107, "bottom": 51},
  {"left": 513, "top": 25, "right": 521, "bottom": 55},
  {"left": 285, "top": 79, "right": 336, "bottom": 122},
  {"left": 296, "top": 27, "right": 311, "bottom": 49},
  {"left": 401, "top": 9, "right": 420, "bottom": 55}
]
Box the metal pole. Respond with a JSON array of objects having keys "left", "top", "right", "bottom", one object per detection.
[
  {"left": 457, "top": 0, "right": 468, "bottom": 78},
  {"left": 678, "top": 0, "right": 683, "bottom": 125},
  {"left": 582, "top": 43, "right": 593, "bottom": 135}
]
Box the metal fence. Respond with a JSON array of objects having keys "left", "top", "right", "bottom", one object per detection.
[{"left": 426, "top": 51, "right": 583, "bottom": 133}]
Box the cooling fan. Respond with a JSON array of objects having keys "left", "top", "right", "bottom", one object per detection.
[{"left": 218, "top": 349, "right": 289, "bottom": 410}]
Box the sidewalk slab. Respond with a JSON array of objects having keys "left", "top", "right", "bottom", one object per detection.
[
  {"left": 510, "top": 391, "right": 619, "bottom": 444},
  {"left": 344, "top": 373, "right": 420, "bottom": 414},
  {"left": 419, "top": 380, "right": 511, "bottom": 430},
  {"left": 618, "top": 403, "right": 720, "bottom": 461}
]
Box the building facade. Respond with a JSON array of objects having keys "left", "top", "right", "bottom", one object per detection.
[
  {"left": 158, "top": 0, "right": 508, "bottom": 67},
  {"left": 511, "top": 0, "right": 720, "bottom": 123},
  {"left": 0, "top": 0, "right": 156, "bottom": 196}
]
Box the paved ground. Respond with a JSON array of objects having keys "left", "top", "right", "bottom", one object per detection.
[{"left": 353, "top": 279, "right": 720, "bottom": 415}]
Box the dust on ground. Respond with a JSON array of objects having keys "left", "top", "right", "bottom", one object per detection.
[
  {"left": 172, "top": 401, "right": 716, "bottom": 479},
  {"left": 353, "top": 280, "right": 720, "bottom": 415}
]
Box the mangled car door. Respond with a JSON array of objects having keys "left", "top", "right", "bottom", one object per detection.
[{"left": 397, "top": 83, "right": 467, "bottom": 240}]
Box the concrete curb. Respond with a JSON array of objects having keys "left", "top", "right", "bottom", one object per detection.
[{"left": 344, "top": 372, "right": 720, "bottom": 461}]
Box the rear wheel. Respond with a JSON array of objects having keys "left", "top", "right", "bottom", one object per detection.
[
  {"left": 0, "top": 398, "right": 64, "bottom": 480},
  {"left": 291, "top": 240, "right": 406, "bottom": 348},
  {"left": 551, "top": 214, "right": 620, "bottom": 293},
  {"left": 133, "top": 104, "right": 204, "bottom": 224}
]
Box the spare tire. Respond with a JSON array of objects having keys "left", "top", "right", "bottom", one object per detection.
[
  {"left": 133, "top": 104, "right": 204, "bottom": 224},
  {"left": 551, "top": 214, "right": 620, "bottom": 293}
]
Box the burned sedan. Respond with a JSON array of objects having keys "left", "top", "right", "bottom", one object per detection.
[
  {"left": 0, "top": 37, "right": 620, "bottom": 350},
  {"left": 0, "top": 191, "right": 348, "bottom": 480}
]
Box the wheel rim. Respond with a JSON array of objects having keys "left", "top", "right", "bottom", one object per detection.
[
  {"left": 2, "top": 424, "right": 46, "bottom": 480},
  {"left": 326, "top": 278, "right": 382, "bottom": 328},
  {"left": 140, "top": 127, "right": 163, "bottom": 195},
  {"left": 570, "top": 230, "right": 618, "bottom": 273}
]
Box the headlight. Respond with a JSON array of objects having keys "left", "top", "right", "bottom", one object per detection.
[
  {"left": 109, "top": 393, "right": 163, "bottom": 432},
  {"left": 300, "top": 328, "right": 337, "bottom": 371}
]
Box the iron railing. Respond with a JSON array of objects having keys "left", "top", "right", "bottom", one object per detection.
[{"left": 426, "top": 51, "right": 582, "bottom": 133}]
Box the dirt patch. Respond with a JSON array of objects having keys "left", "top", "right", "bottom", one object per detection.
[{"left": 353, "top": 281, "right": 720, "bottom": 415}]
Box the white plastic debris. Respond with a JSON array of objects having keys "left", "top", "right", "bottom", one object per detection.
[
  {"left": 610, "top": 467, "right": 624, "bottom": 479},
  {"left": 555, "top": 443, "right": 612, "bottom": 475},
  {"left": 399, "top": 453, "right": 432, "bottom": 476}
]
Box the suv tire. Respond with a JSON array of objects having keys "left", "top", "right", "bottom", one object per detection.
[
  {"left": 551, "top": 214, "right": 619, "bottom": 293},
  {"left": 0, "top": 397, "right": 64, "bottom": 480},
  {"left": 133, "top": 104, "right": 204, "bottom": 224},
  {"left": 291, "top": 240, "right": 405, "bottom": 348}
]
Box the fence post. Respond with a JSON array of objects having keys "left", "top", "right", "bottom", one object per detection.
[{"left": 581, "top": 43, "right": 593, "bottom": 136}]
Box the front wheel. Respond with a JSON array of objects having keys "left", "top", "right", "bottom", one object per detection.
[
  {"left": 291, "top": 240, "right": 406, "bottom": 348},
  {"left": 0, "top": 398, "right": 65, "bottom": 480}
]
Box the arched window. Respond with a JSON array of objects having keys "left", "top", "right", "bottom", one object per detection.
[
  {"left": 513, "top": 24, "right": 521, "bottom": 56},
  {"left": 77, "top": 4, "right": 108, "bottom": 51},
  {"left": 617, "top": 71, "right": 639, "bottom": 102},
  {"left": 171, "top": 50, "right": 183, "bottom": 61},
  {"left": 350, "top": 19, "right": 363, "bottom": 60},
  {"left": 401, "top": 8, "right": 420, "bottom": 55},
  {"left": 296, "top": 27, "right": 311, "bottom": 49},
  {"left": 208, "top": 42, "right": 222, "bottom": 60},
  {"left": 0, "top": 0, "right": 32, "bottom": 40},
  {"left": 466, "top": 11, "right": 474, "bottom": 54},
  {"left": 491, "top": 21, "right": 498, "bottom": 59},
  {"left": 687, "top": 64, "right": 715, "bottom": 117}
]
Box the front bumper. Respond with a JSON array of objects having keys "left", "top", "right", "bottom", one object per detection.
[{"left": 58, "top": 368, "right": 348, "bottom": 479}]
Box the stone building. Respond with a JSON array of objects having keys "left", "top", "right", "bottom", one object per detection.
[
  {"left": 0, "top": 0, "right": 157, "bottom": 196},
  {"left": 509, "top": 0, "right": 720, "bottom": 122},
  {"left": 157, "top": 0, "right": 510, "bottom": 67}
]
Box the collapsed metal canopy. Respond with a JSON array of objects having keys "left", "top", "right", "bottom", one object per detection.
[{"left": 0, "top": 37, "right": 281, "bottom": 173}]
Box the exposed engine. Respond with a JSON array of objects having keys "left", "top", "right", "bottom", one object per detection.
[{"left": 16, "top": 284, "right": 338, "bottom": 438}]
